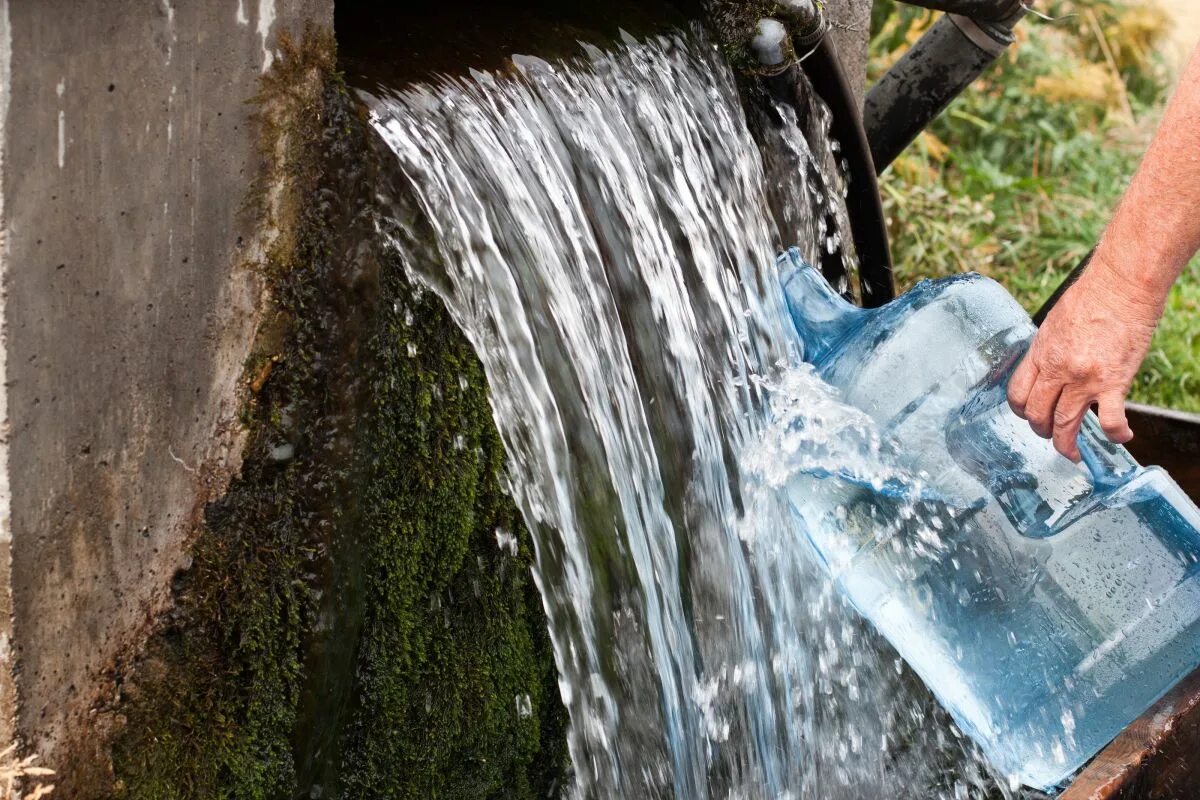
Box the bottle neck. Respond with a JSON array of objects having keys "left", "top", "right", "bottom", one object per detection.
[{"left": 777, "top": 248, "right": 866, "bottom": 365}]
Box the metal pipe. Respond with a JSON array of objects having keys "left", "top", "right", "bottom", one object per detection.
[
  {"left": 751, "top": 18, "right": 852, "bottom": 290},
  {"left": 1033, "top": 249, "right": 1093, "bottom": 326},
  {"left": 775, "top": 0, "right": 827, "bottom": 51},
  {"left": 863, "top": 0, "right": 1027, "bottom": 173},
  {"left": 747, "top": 12, "right": 896, "bottom": 305},
  {"left": 750, "top": 17, "right": 793, "bottom": 75},
  {"left": 893, "top": 0, "right": 1025, "bottom": 23},
  {"left": 802, "top": 35, "right": 895, "bottom": 305}
]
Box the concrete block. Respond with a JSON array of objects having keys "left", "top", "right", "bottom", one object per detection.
[{"left": 0, "top": 0, "right": 331, "bottom": 779}]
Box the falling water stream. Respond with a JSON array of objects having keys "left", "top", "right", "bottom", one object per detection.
[{"left": 362, "top": 29, "right": 1024, "bottom": 799}]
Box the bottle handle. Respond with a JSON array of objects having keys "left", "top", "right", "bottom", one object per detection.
[{"left": 1076, "top": 413, "right": 1138, "bottom": 492}]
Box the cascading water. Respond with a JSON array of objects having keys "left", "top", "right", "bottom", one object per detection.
[{"left": 362, "top": 28, "right": 1027, "bottom": 799}]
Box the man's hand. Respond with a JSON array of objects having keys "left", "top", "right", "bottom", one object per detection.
[
  {"left": 1007, "top": 253, "right": 1160, "bottom": 461},
  {"left": 1007, "top": 41, "right": 1200, "bottom": 458}
]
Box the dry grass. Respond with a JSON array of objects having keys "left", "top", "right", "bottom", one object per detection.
[
  {"left": 0, "top": 744, "right": 54, "bottom": 800},
  {"left": 871, "top": 0, "right": 1200, "bottom": 411}
]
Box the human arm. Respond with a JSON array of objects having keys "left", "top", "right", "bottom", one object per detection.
[{"left": 1008, "top": 43, "right": 1200, "bottom": 460}]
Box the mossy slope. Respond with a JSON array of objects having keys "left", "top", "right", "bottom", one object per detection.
[{"left": 108, "top": 27, "right": 567, "bottom": 800}]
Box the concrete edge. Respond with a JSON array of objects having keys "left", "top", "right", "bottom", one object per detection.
[{"left": 0, "top": 0, "right": 15, "bottom": 756}]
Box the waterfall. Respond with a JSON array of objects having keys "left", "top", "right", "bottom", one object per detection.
[{"left": 362, "top": 28, "right": 1016, "bottom": 800}]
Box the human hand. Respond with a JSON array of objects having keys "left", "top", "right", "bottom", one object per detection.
[{"left": 1007, "top": 254, "right": 1163, "bottom": 461}]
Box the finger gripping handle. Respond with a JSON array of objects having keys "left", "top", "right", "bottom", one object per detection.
[{"left": 1077, "top": 413, "right": 1138, "bottom": 491}]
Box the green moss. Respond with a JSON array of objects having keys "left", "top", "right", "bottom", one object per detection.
[
  {"left": 108, "top": 462, "right": 311, "bottom": 799},
  {"left": 336, "top": 248, "right": 568, "bottom": 800},
  {"left": 108, "top": 24, "right": 567, "bottom": 800},
  {"left": 706, "top": 0, "right": 824, "bottom": 74}
]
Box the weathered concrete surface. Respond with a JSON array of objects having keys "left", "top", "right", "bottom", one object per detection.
[
  {"left": 825, "top": 0, "right": 874, "bottom": 104},
  {"left": 0, "top": 0, "right": 869, "bottom": 789},
  {"left": 0, "top": 0, "right": 330, "bottom": 782},
  {"left": 0, "top": 0, "right": 14, "bottom": 761}
]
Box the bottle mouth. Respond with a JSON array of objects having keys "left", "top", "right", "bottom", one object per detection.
[{"left": 777, "top": 248, "right": 865, "bottom": 367}]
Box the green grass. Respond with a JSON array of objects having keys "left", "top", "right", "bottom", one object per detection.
[{"left": 870, "top": 0, "right": 1200, "bottom": 411}]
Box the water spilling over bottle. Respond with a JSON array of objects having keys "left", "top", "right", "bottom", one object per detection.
[
  {"left": 362, "top": 27, "right": 1019, "bottom": 800},
  {"left": 778, "top": 247, "right": 1200, "bottom": 790}
]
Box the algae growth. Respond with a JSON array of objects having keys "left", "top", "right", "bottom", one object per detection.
[{"left": 108, "top": 27, "right": 567, "bottom": 800}]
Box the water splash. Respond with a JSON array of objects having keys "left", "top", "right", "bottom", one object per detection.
[{"left": 364, "top": 28, "right": 1019, "bottom": 800}]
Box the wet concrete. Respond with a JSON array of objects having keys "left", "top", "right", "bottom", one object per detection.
[{"left": 0, "top": 0, "right": 330, "bottom": 780}]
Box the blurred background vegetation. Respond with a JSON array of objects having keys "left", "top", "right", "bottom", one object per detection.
[{"left": 869, "top": 0, "right": 1199, "bottom": 411}]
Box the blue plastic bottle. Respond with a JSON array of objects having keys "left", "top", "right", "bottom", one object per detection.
[{"left": 776, "top": 248, "right": 1200, "bottom": 790}]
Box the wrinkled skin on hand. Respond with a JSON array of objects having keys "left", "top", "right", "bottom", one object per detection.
[
  {"left": 1007, "top": 43, "right": 1200, "bottom": 461},
  {"left": 1007, "top": 254, "right": 1162, "bottom": 461}
]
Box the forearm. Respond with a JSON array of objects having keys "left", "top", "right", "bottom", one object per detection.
[
  {"left": 1094, "top": 43, "right": 1200, "bottom": 306},
  {"left": 1009, "top": 43, "right": 1200, "bottom": 457}
]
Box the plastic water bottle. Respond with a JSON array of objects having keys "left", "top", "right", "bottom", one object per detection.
[{"left": 776, "top": 248, "right": 1200, "bottom": 790}]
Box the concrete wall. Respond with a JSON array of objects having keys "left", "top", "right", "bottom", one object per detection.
[
  {"left": 0, "top": 0, "right": 871, "bottom": 785},
  {"left": 0, "top": 0, "right": 331, "bottom": 778},
  {"left": 826, "top": 0, "right": 874, "bottom": 103}
]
